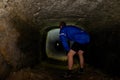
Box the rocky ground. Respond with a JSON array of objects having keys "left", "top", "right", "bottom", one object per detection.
[{"left": 6, "top": 62, "right": 120, "bottom": 80}]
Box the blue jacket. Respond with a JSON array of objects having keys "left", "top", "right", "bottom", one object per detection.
[{"left": 59, "top": 25, "right": 90, "bottom": 51}]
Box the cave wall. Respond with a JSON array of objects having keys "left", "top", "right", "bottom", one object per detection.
[{"left": 0, "top": 0, "right": 120, "bottom": 79}]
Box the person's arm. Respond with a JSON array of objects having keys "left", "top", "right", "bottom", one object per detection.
[{"left": 59, "top": 30, "right": 70, "bottom": 52}]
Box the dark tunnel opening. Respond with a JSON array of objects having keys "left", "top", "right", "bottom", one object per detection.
[
  {"left": 41, "top": 27, "right": 67, "bottom": 62},
  {"left": 41, "top": 27, "right": 80, "bottom": 61},
  {"left": 46, "top": 28, "right": 67, "bottom": 60},
  {"left": 9, "top": 18, "right": 120, "bottom": 78},
  {"left": 40, "top": 26, "right": 81, "bottom": 68},
  {"left": 40, "top": 25, "right": 120, "bottom": 76},
  {"left": 0, "top": 0, "right": 120, "bottom": 79}
]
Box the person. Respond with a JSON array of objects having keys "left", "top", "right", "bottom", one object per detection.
[{"left": 59, "top": 21, "right": 90, "bottom": 78}]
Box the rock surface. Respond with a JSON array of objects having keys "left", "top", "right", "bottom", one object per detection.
[
  {"left": 0, "top": 0, "right": 120, "bottom": 79},
  {"left": 6, "top": 63, "right": 120, "bottom": 80}
]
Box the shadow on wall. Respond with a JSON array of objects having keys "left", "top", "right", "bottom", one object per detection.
[
  {"left": 12, "top": 17, "right": 41, "bottom": 68},
  {"left": 87, "top": 24, "right": 120, "bottom": 76}
]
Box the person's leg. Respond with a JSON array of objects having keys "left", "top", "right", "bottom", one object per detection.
[
  {"left": 78, "top": 50, "right": 84, "bottom": 69},
  {"left": 64, "top": 49, "right": 76, "bottom": 78},
  {"left": 67, "top": 49, "right": 76, "bottom": 70}
]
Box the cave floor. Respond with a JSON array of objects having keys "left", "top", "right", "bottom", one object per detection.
[{"left": 6, "top": 62, "right": 120, "bottom": 80}]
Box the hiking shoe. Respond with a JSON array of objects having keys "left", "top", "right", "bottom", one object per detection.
[
  {"left": 77, "top": 68, "right": 84, "bottom": 75},
  {"left": 63, "top": 70, "right": 72, "bottom": 78}
]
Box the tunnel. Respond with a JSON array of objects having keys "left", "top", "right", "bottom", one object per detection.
[
  {"left": 45, "top": 28, "right": 66, "bottom": 61},
  {"left": 0, "top": 0, "right": 120, "bottom": 80}
]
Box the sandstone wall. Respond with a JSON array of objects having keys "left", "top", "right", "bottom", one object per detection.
[{"left": 0, "top": 0, "right": 120, "bottom": 79}]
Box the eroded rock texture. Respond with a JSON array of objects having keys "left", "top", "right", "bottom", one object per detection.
[{"left": 0, "top": 0, "right": 120, "bottom": 79}]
